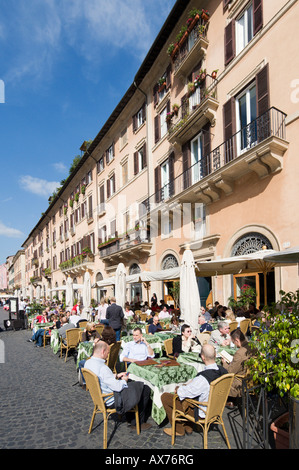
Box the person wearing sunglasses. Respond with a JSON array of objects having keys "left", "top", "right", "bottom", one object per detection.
[{"left": 172, "top": 324, "right": 201, "bottom": 356}]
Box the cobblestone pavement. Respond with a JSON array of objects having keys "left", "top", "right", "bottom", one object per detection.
[{"left": 0, "top": 314, "right": 244, "bottom": 452}]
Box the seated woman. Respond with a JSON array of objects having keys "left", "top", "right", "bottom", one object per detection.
[
  {"left": 81, "top": 322, "right": 101, "bottom": 343},
  {"left": 169, "top": 315, "right": 180, "bottom": 333},
  {"left": 124, "top": 305, "right": 134, "bottom": 319},
  {"left": 224, "top": 309, "right": 236, "bottom": 324},
  {"left": 172, "top": 324, "right": 201, "bottom": 357}
]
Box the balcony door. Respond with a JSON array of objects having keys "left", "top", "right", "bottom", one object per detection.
[
  {"left": 236, "top": 83, "right": 257, "bottom": 154},
  {"left": 191, "top": 132, "right": 203, "bottom": 184}
]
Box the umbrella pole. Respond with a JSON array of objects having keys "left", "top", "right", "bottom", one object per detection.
[{"left": 263, "top": 272, "right": 267, "bottom": 306}]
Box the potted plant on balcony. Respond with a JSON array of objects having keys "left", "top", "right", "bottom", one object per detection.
[
  {"left": 201, "top": 9, "right": 210, "bottom": 22},
  {"left": 172, "top": 103, "right": 179, "bottom": 116},
  {"left": 166, "top": 112, "right": 173, "bottom": 125},
  {"left": 247, "top": 289, "right": 299, "bottom": 449},
  {"left": 69, "top": 199, "right": 74, "bottom": 208},
  {"left": 187, "top": 81, "right": 196, "bottom": 97},
  {"left": 81, "top": 184, "right": 86, "bottom": 195},
  {"left": 186, "top": 9, "right": 201, "bottom": 33},
  {"left": 199, "top": 68, "right": 207, "bottom": 80},
  {"left": 158, "top": 76, "right": 166, "bottom": 93},
  {"left": 211, "top": 69, "right": 219, "bottom": 79},
  {"left": 74, "top": 192, "right": 79, "bottom": 203}
]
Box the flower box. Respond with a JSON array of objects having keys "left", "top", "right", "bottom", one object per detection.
[{"left": 270, "top": 412, "right": 289, "bottom": 449}]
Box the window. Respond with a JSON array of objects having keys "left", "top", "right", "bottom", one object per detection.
[
  {"left": 190, "top": 132, "right": 204, "bottom": 184},
  {"left": 86, "top": 170, "right": 92, "bottom": 185},
  {"left": 160, "top": 107, "right": 168, "bottom": 139},
  {"left": 134, "top": 143, "right": 147, "bottom": 175},
  {"left": 107, "top": 174, "right": 115, "bottom": 198},
  {"left": 193, "top": 204, "right": 206, "bottom": 240},
  {"left": 106, "top": 144, "right": 114, "bottom": 164},
  {"left": 122, "top": 160, "right": 128, "bottom": 185},
  {"left": 154, "top": 153, "right": 174, "bottom": 203},
  {"left": 97, "top": 156, "right": 104, "bottom": 173},
  {"left": 235, "top": 82, "right": 257, "bottom": 152},
  {"left": 224, "top": 0, "right": 263, "bottom": 65},
  {"left": 99, "top": 184, "right": 105, "bottom": 213},
  {"left": 236, "top": 3, "right": 253, "bottom": 55},
  {"left": 120, "top": 127, "right": 128, "bottom": 148},
  {"left": 161, "top": 160, "right": 170, "bottom": 199},
  {"left": 133, "top": 104, "right": 146, "bottom": 132}
]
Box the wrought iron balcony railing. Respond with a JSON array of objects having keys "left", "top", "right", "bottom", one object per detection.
[{"left": 144, "top": 107, "right": 287, "bottom": 210}]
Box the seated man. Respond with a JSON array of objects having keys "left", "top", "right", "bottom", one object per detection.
[
  {"left": 57, "top": 316, "right": 74, "bottom": 344},
  {"left": 161, "top": 344, "right": 228, "bottom": 437},
  {"left": 209, "top": 321, "right": 231, "bottom": 349},
  {"left": 148, "top": 315, "right": 162, "bottom": 335},
  {"left": 69, "top": 310, "right": 82, "bottom": 327},
  {"left": 197, "top": 314, "right": 213, "bottom": 333},
  {"left": 159, "top": 306, "right": 170, "bottom": 319},
  {"left": 84, "top": 341, "right": 152, "bottom": 430},
  {"left": 221, "top": 328, "right": 255, "bottom": 408},
  {"left": 119, "top": 327, "right": 155, "bottom": 364}
]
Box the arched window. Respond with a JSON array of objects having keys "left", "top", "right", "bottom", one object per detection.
[
  {"left": 161, "top": 254, "right": 179, "bottom": 270},
  {"left": 129, "top": 263, "right": 141, "bottom": 275},
  {"left": 231, "top": 232, "right": 272, "bottom": 256}
]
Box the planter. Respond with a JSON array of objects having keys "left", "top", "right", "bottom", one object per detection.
[
  {"left": 289, "top": 396, "right": 299, "bottom": 449},
  {"left": 187, "top": 14, "right": 200, "bottom": 33},
  {"left": 211, "top": 71, "right": 218, "bottom": 79},
  {"left": 201, "top": 12, "right": 210, "bottom": 22},
  {"left": 270, "top": 412, "right": 289, "bottom": 449},
  {"left": 171, "top": 44, "right": 179, "bottom": 61},
  {"left": 178, "top": 31, "right": 188, "bottom": 48},
  {"left": 172, "top": 106, "right": 179, "bottom": 116}
]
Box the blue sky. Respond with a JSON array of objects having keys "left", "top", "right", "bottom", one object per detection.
[{"left": 0, "top": 0, "right": 177, "bottom": 265}]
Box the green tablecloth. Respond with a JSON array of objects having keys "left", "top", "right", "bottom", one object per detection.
[
  {"left": 121, "top": 332, "right": 176, "bottom": 357},
  {"left": 127, "top": 358, "right": 197, "bottom": 425},
  {"left": 50, "top": 329, "right": 61, "bottom": 354},
  {"left": 33, "top": 322, "right": 53, "bottom": 333},
  {"left": 177, "top": 346, "right": 237, "bottom": 372},
  {"left": 76, "top": 341, "right": 94, "bottom": 367}
]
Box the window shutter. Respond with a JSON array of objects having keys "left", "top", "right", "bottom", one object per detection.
[
  {"left": 142, "top": 102, "right": 146, "bottom": 123},
  {"left": 154, "top": 166, "right": 161, "bottom": 203},
  {"left": 132, "top": 113, "right": 137, "bottom": 132},
  {"left": 223, "top": 97, "right": 236, "bottom": 162},
  {"left": 202, "top": 123, "right": 211, "bottom": 177},
  {"left": 182, "top": 141, "right": 191, "bottom": 189},
  {"left": 142, "top": 142, "right": 147, "bottom": 169},
  {"left": 256, "top": 64, "right": 269, "bottom": 117},
  {"left": 112, "top": 174, "right": 115, "bottom": 194},
  {"left": 134, "top": 151, "right": 139, "bottom": 175},
  {"left": 223, "top": 0, "right": 231, "bottom": 9},
  {"left": 107, "top": 179, "right": 110, "bottom": 199},
  {"left": 88, "top": 195, "right": 93, "bottom": 218},
  {"left": 253, "top": 0, "right": 263, "bottom": 35},
  {"left": 181, "top": 93, "right": 188, "bottom": 119},
  {"left": 153, "top": 83, "right": 159, "bottom": 107},
  {"left": 99, "top": 185, "right": 105, "bottom": 203},
  {"left": 166, "top": 64, "right": 172, "bottom": 90},
  {"left": 224, "top": 20, "right": 235, "bottom": 66},
  {"left": 154, "top": 115, "right": 160, "bottom": 144},
  {"left": 168, "top": 152, "right": 175, "bottom": 197}
]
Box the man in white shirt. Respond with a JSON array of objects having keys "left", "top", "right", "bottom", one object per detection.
[
  {"left": 158, "top": 306, "right": 170, "bottom": 319},
  {"left": 161, "top": 344, "right": 227, "bottom": 437},
  {"left": 209, "top": 321, "right": 231, "bottom": 349},
  {"left": 120, "top": 327, "right": 155, "bottom": 364},
  {"left": 84, "top": 341, "right": 152, "bottom": 430},
  {"left": 69, "top": 311, "right": 81, "bottom": 327}
]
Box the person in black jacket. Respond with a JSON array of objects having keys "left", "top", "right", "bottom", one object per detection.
[
  {"left": 172, "top": 324, "right": 201, "bottom": 356},
  {"left": 106, "top": 297, "right": 124, "bottom": 341}
]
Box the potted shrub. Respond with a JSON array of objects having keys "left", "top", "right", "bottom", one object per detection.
[
  {"left": 248, "top": 289, "right": 299, "bottom": 449},
  {"left": 166, "top": 112, "right": 173, "bottom": 125},
  {"left": 81, "top": 184, "right": 86, "bottom": 195},
  {"left": 172, "top": 103, "right": 179, "bottom": 116},
  {"left": 74, "top": 192, "right": 79, "bottom": 202},
  {"left": 211, "top": 69, "right": 219, "bottom": 79}
]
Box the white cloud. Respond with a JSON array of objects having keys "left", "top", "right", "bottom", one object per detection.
[
  {"left": 19, "top": 175, "right": 60, "bottom": 198},
  {"left": 0, "top": 221, "right": 24, "bottom": 238},
  {"left": 53, "top": 162, "right": 68, "bottom": 173}
]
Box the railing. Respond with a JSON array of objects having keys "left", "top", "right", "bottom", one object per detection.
[
  {"left": 98, "top": 230, "right": 151, "bottom": 258},
  {"left": 144, "top": 107, "right": 286, "bottom": 211},
  {"left": 168, "top": 74, "right": 218, "bottom": 136},
  {"left": 173, "top": 18, "right": 208, "bottom": 73}
]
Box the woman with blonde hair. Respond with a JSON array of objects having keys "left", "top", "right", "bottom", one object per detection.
[
  {"left": 225, "top": 309, "right": 236, "bottom": 323},
  {"left": 81, "top": 322, "right": 101, "bottom": 342}
]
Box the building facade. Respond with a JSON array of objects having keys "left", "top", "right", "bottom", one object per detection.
[{"left": 21, "top": 0, "right": 298, "bottom": 307}]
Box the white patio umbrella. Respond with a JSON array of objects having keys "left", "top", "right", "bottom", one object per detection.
[
  {"left": 179, "top": 248, "right": 201, "bottom": 334},
  {"left": 29, "top": 284, "right": 34, "bottom": 302},
  {"left": 82, "top": 270, "right": 91, "bottom": 315},
  {"left": 263, "top": 246, "right": 299, "bottom": 264},
  {"left": 35, "top": 285, "right": 41, "bottom": 302},
  {"left": 115, "top": 263, "right": 126, "bottom": 308},
  {"left": 65, "top": 276, "right": 74, "bottom": 309}
]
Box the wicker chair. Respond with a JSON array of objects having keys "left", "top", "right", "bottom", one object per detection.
[
  {"left": 228, "top": 321, "right": 238, "bottom": 334},
  {"left": 60, "top": 328, "right": 80, "bottom": 362},
  {"left": 239, "top": 319, "right": 251, "bottom": 336},
  {"left": 106, "top": 341, "right": 121, "bottom": 373},
  {"left": 164, "top": 338, "right": 174, "bottom": 359},
  {"left": 139, "top": 313, "right": 148, "bottom": 322},
  {"left": 81, "top": 368, "right": 140, "bottom": 449},
  {"left": 171, "top": 373, "right": 235, "bottom": 448},
  {"left": 197, "top": 332, "right": 211, "bottom": 346},
  {"left": 145, "top": 324, "right": 150, "bottom": 334},
  {"left": 95, "top": 324, "right": 104, "bottom": 336},
  {"left": 77, "top": 320, "right": 88, "bottom": 329},
  {"left": 43, "top": 328, "right": 52, "bottom": 347}
]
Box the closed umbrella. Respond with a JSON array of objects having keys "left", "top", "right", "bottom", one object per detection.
[
  {"left": 115, "top": 263, "right": 126, "bottom": 308},
  {"left": 29, "top": 284, "right": 34, "bottom": 302},
  {"left": 65, "top": 276, "right": 74, "bottom": 309},
  {"left": 83, "top": 270, "right": 91, "bottom": 313},
  {"left": 36, "top": 285, "right": 41, "bottom": 302},
  {"left": 180, "top": 248, "right": 201, "bottom": 334}
]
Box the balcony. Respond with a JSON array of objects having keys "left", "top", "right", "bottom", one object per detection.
[
  {"left": 172, "top": 17, "right": 209, "bottom": 79},
  {"left": 99, "top": 230, "right": 152, "bottom": 265},
  {"left": 168, "top": 75, "right": 219, "bottom": 148},
  {"left": 59, "top": 252, "right": 95, "bottom": 275},
  {"left": 145, "top": 107, "right": 288, "bottom": 208}
]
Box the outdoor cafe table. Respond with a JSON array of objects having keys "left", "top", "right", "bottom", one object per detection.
[
  {"left": 121, "top": 332, "right": 176, "bottom": 357},
  {"left": 50, "top": 329, "right": 61, "bottom": 354},
  {"left": 177, "top": 346, "right": 237, "bottom": 372},
  {"left": 127, "top": 358, "right": 197, "bottom": 425},
  {"left": 76, "top": 341, "right": 94, "bottom": 367},
  {"left": 32, "top": 322, "right": 53, "bottom": 333}
]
